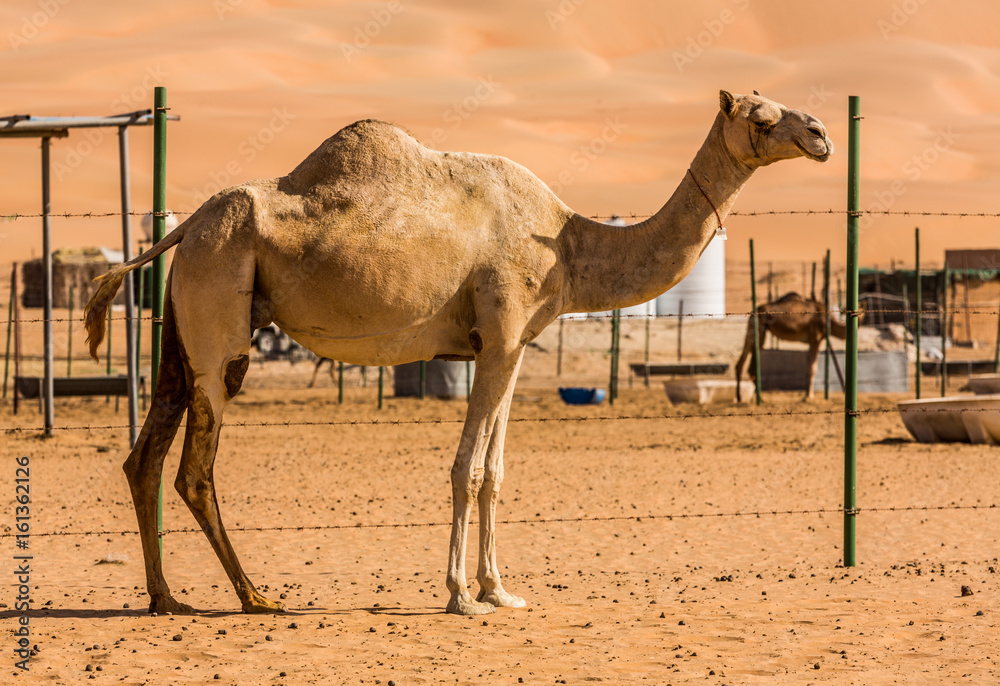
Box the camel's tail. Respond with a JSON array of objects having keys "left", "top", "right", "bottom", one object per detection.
[{"left": 85, "top": 223, "right": 187, "bottom": 360}]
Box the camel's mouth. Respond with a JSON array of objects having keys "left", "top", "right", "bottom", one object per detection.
[{"left": 796, "top": 138, "right": 833, "bottom": 162}]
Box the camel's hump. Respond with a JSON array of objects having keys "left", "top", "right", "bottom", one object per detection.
[{"left": 283, "top": 119, "right": 426, "bottom": 192}]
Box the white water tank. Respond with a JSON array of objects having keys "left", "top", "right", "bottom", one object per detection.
[{"left": 656, "top": 234, "right": 726, "bottom": 319}]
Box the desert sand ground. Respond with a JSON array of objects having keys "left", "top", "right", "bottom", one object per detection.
[
  {"left": 3, "top": 313, "right": 999, "bottom": 685},
  {"left": 3, "top": 2, "right": 1000, "bottom": 683}
]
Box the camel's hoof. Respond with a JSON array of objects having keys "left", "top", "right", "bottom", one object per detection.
[
  {"left": 446, "top": 594, "right": 496, "bottom": 616},
  {"left": 148, "top": 595, "right": 195, "bottom": 615},
  {"left": 477, "top": 589, "right": 526, "bottom": 609},
  {"left": 242, "top": 596, "right": 286, "bottom": 614}
]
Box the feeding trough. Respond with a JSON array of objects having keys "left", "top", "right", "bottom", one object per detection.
[
  {"left": 664, "top": 379, "right": 755, "bottom": 405},
  {"left": 969, "top": 374, "right": 1000, "bottom": 395},
  {"left": 558, "top": 387, "right": 606, "bottom": 405},
  {"left": 897, "top": 394, "right": 1000, "bottom": 445}
]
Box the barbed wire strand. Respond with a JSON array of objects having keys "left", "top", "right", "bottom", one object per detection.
[
  {"left": 2, "top": 503, "right": 996, "bottom": 539},
  {"left": 6, "top": 404, "right": 1000, "bottom": 438},
  {"left": 4, "top": 209, "right": 1000, "bottom": 221},
  {"left": 3, "top": 305, "right": 1000, "bottom": 328}
]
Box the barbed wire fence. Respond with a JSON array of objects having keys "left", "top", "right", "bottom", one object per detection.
[{"left": 2, "top": 206, "right": 1000, "bottom": 547}]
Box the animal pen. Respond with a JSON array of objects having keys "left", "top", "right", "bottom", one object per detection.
[
  {"left": 3, "top": 92, "right": 1000, "bottom": 588},
  {"left": 0, "top": 100, "right": 179, "bottom": 445}
]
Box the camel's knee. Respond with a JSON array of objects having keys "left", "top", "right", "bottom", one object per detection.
[
  {"left": 224, "top": 354, "right": 250, "bottom": 399},
  {"left": 452, "top": 462, "right": 485, "bottom": 499},
  {"left": 174, "top": 470, "right": 214, "bottom": 510}
]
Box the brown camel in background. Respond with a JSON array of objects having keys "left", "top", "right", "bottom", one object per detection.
[{"left": 735, "top": 292, "right": 858, "bottom": 401}]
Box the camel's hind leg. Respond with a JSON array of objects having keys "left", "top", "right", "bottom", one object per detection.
[
  {"left": 169, "top": 254, "right": 283, "bottom": 614},
  {"left": 173, "top": 363, "right": 283, "bottom": 613},
  {"left": 123, "top": 281, "right": 191, "bottom": 614}
]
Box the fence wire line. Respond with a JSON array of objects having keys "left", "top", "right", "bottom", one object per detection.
[
  {"left": 3, "top": 503, "right": 997, "bottom": 540},
  {"left": 5, "top": 209, "right": 1000, "bottom": 221},
  {"left": 5, "top": 405, "right": 1000, "bottom": 437},
  {"left": 4, "top": 306, "right": 1000, "bottom": 327}
]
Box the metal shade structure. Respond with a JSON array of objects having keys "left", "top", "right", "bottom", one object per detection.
[{"left": 0, "top": 109, "right": 179, "bottom": 443}]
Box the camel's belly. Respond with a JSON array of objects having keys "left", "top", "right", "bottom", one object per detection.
[{"left": 277, "top": 315, "right": 474, "bottom": 366}]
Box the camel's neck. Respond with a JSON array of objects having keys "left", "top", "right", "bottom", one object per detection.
[
  {"left": 830, "top": 314, "right": 848, "bottom": 340},
  {"left": 559, "top": 114, "right": 753, "bottom": 315}
]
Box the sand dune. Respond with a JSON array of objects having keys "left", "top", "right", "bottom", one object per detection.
[{"left": 2, "top": 0, "right": 998, "bottom": 268}]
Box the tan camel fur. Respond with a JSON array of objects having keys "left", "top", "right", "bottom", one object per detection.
[
  {"left": 85, "top": 90, "right": 831, "bottom": 616},
  {"left": 734, "top": 291, "right": 852, "bottom": 401}
]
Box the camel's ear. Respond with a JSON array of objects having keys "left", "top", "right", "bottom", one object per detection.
[
  {"left": 719, "top": 90, "right": 738, "bottom": 119},
  {"left": 752, "top": 89, "right": 760, "bottom": 96}
]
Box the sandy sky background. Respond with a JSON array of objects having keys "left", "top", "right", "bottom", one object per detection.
[{"left": 1, "top": 0, "right": 999, "bottom": 268}]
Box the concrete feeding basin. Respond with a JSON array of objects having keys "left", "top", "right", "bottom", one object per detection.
[
  {"left": 897, "top": 394, "right": 1000, "bottom": 445},
  {"left": 969, "top": 374, "right": 1000, "bottom": 395},
  {"left": 664, "top": 379, "right": 756, "bottom": 405}
]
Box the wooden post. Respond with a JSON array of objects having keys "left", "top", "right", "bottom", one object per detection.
[
  {"left": 557, "top": 318, "right": 563, "bottom": 377},
  {"left": 12, "top": 263, "right": 20, "bottom": 415},
  {"left": 941, "top": 262, "right": 949, "bottom": 397},
  {"left": 750, "top": 240, "right": 762, "bottom": 406},
  {"left": 2, "top": 265, "right": 13, "bottom": 401},
  {"left": 676, "top": 300, "right": 684, "bottom": 362},
  {"left": 915, "top": 228, "right": 922, "bottom": 398},
  {"left": 644, "top": 304, "right": 651, "bottom": 388}
]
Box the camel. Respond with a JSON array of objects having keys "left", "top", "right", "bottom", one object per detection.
[
  {"left": 84, "top": 90, "right": 831, "bottom": 616},
  {"left": 734, "top": 291, "right": 857, "bottom": 401},
  {"left": 307, "top": 357, "right": 338, "bottom": 388}
]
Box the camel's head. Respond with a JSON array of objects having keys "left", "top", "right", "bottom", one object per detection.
[{"left": 717, "top": 90, "right": 833, "bottom": 168}]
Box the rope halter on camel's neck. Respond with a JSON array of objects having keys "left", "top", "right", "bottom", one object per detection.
[{"left": 686, "top": 168, "right": 727, "bottom": 241}]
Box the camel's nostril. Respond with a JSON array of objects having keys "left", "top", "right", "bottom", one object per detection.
[{"left": 807, "top": 126, "right": 825, "bottom": 138}]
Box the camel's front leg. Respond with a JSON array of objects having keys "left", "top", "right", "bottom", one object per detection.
[
  {"left": 446, "top": 342, "right": 523, "bottom": 616},
  {"left": 475, "top": 349, "right": 526, "bottom": 608}
]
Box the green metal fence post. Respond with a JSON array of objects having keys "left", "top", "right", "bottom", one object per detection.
[
  {"left": 152, "top": 86, "right": 168, "bottom": 556},
  {"left": 844, "top": 95, "right": 861, "bottom": 568},
  {"left": 135, "top": 259, "right": 143, "bottom": 390},
  {"left": 749, "top": 239, "right": 762, "bottom": 406},
  {"left": 915, "top": 228, "right": 921, "bottom": 399},
  {"left": 377, "top": 366, "right": 384, "bottom": 410},
  {"left": 609, "top": 309, "right": 621, "bottom": 405},
  {"left": 338, "top": 361, "right": 344, "bottom": 404},
  {"left": 824, "top": 250, "right": 831, "bottom": 400}
]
